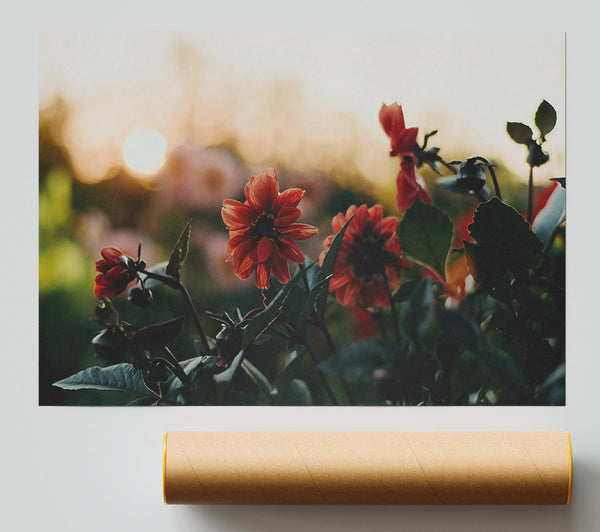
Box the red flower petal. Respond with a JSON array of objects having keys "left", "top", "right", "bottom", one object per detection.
[
  {"left": 379, "top": 216, "right": 399, "bottom": 238},
  {"left": 255, "top": 263, "right": 270, "bottom": 289},
  {"left": 331, "top": 212, "right": 347, "bottom": 233},
  {"left": 274, "top": 188, "right": 304, "bottom": 212},
  {"left": 274, "top": 207, "right": 302, "bottom": 227},
  {"left": 257, "top": 237, "right": 274, "bottom": 263},
  {"left": 247, "top": 169, "right": 279, "bottom": 210},
  {"left": 101, "top": 247, "right": 125, "bottom": 263},
  {"left": 222, "top": 200, "right": 257, "bottom": 229},
  {"left": 390, "top": 127, "right": 419, "bottom": 157},
  {"left": 379, "top": 102, "right": 406, "bottom": 138},
  {"left": 227, "top": 233, "right": 252, "bottom": 255},
  {"left": 271, "top": 254, "right": 291, "bottom": 284},
  {"left": 276, "top": 238, "right": 305, "bottom": 263},
  {"left": 340, "top": 281, "right": 361, "bottom": 306},
  {"left": 232, "top": 237, "right": 256, "bottom": 269},
  {"left": 368, "top": 204, "right": 383, "bottom": 233},
  {"left": 278, "top": 223, "right": 318, "bottom": 240},
  {"left": 235, "top": 253, "right": 256, "bottom": 279}
]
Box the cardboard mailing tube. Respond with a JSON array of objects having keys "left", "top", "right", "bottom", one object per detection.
[{"left": 163, "top": 431, "right": 572, "bottom": 505}]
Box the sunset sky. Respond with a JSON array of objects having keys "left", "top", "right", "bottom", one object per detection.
[{"left": 39, "top": 32, "right": 565, "bottom": 183}]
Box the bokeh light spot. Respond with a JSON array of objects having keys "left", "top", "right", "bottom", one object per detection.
[{"left": 123, "top": 128, "right": 167, "bottom": 175}]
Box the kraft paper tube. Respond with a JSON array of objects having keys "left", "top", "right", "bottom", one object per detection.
[{"left": 163, "top": 431, "right": 572, "bottom": 505}]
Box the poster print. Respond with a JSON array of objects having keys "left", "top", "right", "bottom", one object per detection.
[{"left": 40, "top": 33, "right": 565, "bottom": 406}]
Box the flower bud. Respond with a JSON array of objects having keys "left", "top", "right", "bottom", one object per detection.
[
  {"left": 92, "top": 328, "right": 130, "bottom": 364},
  {"left": 527, "top": 140, "right": 550, "bottom": 167},
  {"left": 455, "top": 158, "right": 486, "bottom": 192},
  {"left": 215, "top": 326, "right": 243, "bottom": 365},
  {"left": 128, "top": 286, "right": 153, "bottom": 308}
]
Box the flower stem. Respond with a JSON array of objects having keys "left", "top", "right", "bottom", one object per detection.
[
  {"left": 160, "top": 347, "right": 192, "bottom": 388},
  {"left": 141, "top": 269, "right": 211, "bottom": 354},
  {"left": 487, "top": 165, "right": 502, "bottom": 200},
  {"left": 302, "top": 341, "right": 339, "bottom": 405},
  {"left": 177, "top": 282, "right": 211, "bottom": 354},
  {"left": 309, "top": 319, "right": 356, "bottom": 406},
  {"left": 382, "top": 268, "right": 401, "bottom": 343},
  {"left": 309, "top": 319, "right": 337, "bottom": 353},
  {"left": 299, "top": 261, "right": 311, "bottom": 296},
  {"left": 527, "top": 165, "right": 534, "bottom": 225},
  {"left": 221, "top": 351, "right": 247, "bottom": 404}
]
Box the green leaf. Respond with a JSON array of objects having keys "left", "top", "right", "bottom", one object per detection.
[
  {"left": 241, "top": 359, "right": 274, "bottom": 401},
  {"left": 506, "top": 122, "right": 533, "bottom": 145},
  {"left": 434, "top": 306, "right": 484, "bottom": 355},
  {"left": 535, "top": 100, "right": 557, "bottom": 138},
  {"left": 398, "top": 199, "right": 453, "bottom": 279},
  {"left": 314, "top": 217, "right": 353, "bottom": 319},
  {"left": 241, "top": 267, "right": 310, "bottom": 350},
  {"left": 463, "top": 241, "right": 512, "bottom": 306},
  {"left": 532, "top": 185, "right": 565, "bottom": 245},
  {"left": 132, "top": 316, "right": 185, "bottom": 350},
  {"left": 127, "top": 396, "right": 158, "bottom": 406},
  {"left": 214, "top": 351, "right": 243, "bottom": 385},
  {"left": 280, "top": 378, "right": 312, "bottom": 405},
  {"left": 534, "top": 362, "right": 565, "bottom": 405},
  {"left": 53, "top": 363, "right": 154, "bottom": 397},
  {"left": 295, "top": 274, "right": 332, "bottom": 341},
  {"left": 166, "top": 221, "right": 192, "bottom": 278},
  {"left": 467, "top": 198, "right": 543, "bottom": 271},
  {"left": 319, "top": 339, "right": 399, "bottom": 382},
  {"left": 400, "top": 278, "right": 434, "bottom": 342}
]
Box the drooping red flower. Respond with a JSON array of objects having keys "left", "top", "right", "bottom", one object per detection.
[
  {"left": 379, "top": 102, "right": 431, "bottom": 212},
  {"left": 94, "top": 247, "right": 136, "bottom": 298},
  {"left": 395, "top": 158, "right": 432, "bottom": 213},
  {"left": 222, "top": 168, "right": 318, "bottom": 289},
  {"left": 320, "top": 204, "right": 411, "bottom": 307},
  {"left": 379, "top": 102, "right": 419, "bottom": 157}
]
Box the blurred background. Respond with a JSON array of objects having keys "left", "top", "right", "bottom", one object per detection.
[{"left": 39, "top": 32, "right": 565, "bottom": 405}]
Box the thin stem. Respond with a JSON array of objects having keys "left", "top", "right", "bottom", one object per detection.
[
  {"left": 382, "top": 268, "right": 401, "bottom": 343},
  {"left": 177, "top": 282, "right": 211, "bottom": 354},
  {"left": 159, "top": 347, "right": 192, "bottom": 388},
  {"left": 339, "top": 378, "right": 357, "bottom": 406},
  {"left": 439, "top": 159, "right": 458, "bottom": 175},
  {"left": 309, "top": 318, "right": 357, "bottom": 405},
  {"left": 309, "top": 319, "right": 337, "bottom": 353},
  {"left": 140, "top": 268, "right": 210, "bottom": 354},
  {"left": 486, "top": 165, "right": 502, "bottom": 200},
  {"left": 140, "top": 269, "right": 178, "bottom": 288},
  {"left": 370, "top": 307, "right": 387, "bottom": 339},
  {"left": 303, "top": 342, "right": 339, "bottom": 405},
  {"left": 527, "top": 165, "right": 534, "bottom": 225},
  {"left": 299, "top": 262, "right": 311, "bottom": 297},
  {"left": 221, "top": 350, "right": 247, "bottom": 404}
]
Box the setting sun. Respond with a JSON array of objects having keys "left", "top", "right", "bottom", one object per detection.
[{"left": 123, "top": 128, "right": 167, "bottom": 175}]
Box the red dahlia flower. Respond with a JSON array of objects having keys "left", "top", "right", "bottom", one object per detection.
[
  {"left": 320, "top": 204, "right": 411, "bottom": 307},
  {"left": 379, "top": 102, "right": 431, "bottom": 212},
  {"left": 94, "top": 247, "right": 136, "bottom": 298},
  {"left": 222, "top": 168, "right": 318, "bottom": 289}
]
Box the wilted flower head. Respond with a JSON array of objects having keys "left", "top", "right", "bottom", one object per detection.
[
  {"left": 221, "top": 168, "right": 318, "bottom": 290},
  {"left": 320, "top": 204, "right": 411, "bottom": 307},
  {"left": 94, "top": 247, "right": 137, "bottom": 298},
  {"left": 379, "top": 102, "right": 431, "bottom": 212},
  {"left": 379, "top": 102, "right": 419, "bottom": 157}
]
